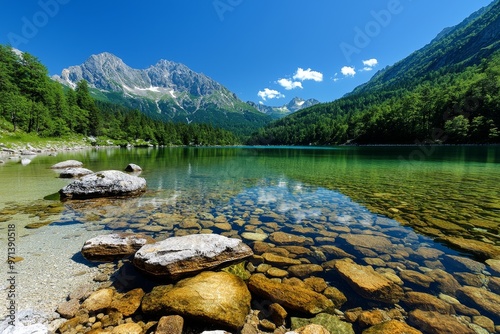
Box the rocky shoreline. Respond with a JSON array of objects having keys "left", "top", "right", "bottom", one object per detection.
[{"left": 9, "top": 227, "right": 497, "bottom": 334}]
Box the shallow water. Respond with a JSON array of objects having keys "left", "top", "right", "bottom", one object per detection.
[{"left": 0, "top": 146, "right": 499, "bottom": 326}]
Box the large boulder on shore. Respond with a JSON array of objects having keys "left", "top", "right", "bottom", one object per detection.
[
  {"left": 142, "top": 271, "right": 251, "bottom": 330},
  {"left": 133, "top": 234, "right": 253, "bottom": 279},
  {"left": 59, "top": 170, "right": 146, "bottom": 199},
  {"left": 81, "top": 233, "right": 156, "bottom": 261}
]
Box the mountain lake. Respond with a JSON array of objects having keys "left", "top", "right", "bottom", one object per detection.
[{"left": 1, "top": 145, "right": 500, "bottom": 331}]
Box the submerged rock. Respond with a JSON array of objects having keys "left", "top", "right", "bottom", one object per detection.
[
  {"left": 402, "top": 292, "right": 455, "bottom": 314},
  {"left": 334, "top": 259, "right": 404, "bottom": 304},
  {"left": 269, "top": 232, "right": 314, "bottom": 246},
  {"left": 142, "top": 271, "right": 251, "bottom": 330},
  {"left": 361, "top": 319, "right": 422, "bottom": 334},
  {"left": 408, "top": 309, "right": 475, "bottom": 334},
  {"left": 81, "top": 233, "right": 155, "bottom": 261},
  {"left": 155, "top": 315, "right": 184, "bottom": 334},
  {"left": 59, "top": 167, "right": 94, "bottom": 179},
  {"left": 248, "top": 274, "right": 334, "bottom": 315},
  {"left": 438, "top": 236, "right": 500, "bottom": 260},
  {"left": 291, "top": 313, "right": 354, "bottom": 334},
  {"left": 59, "top": 170, "right": 147, "bottom": 199},
  {"left": 51, "top": 160, "right": 83, "bottom": 169},
  {"left": 456, "top": 286, "right": 500, "bottom": 321},
  {"left": 133, "top": 234, "right": 253, "bottom": 278},
  {"left": 289, "top": 324, "right": 332, "bottom": 334}
]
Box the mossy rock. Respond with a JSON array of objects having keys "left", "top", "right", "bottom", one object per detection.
[
  {"left": 25, "top": 221, "right": 54, "bottom": 229},
  {"left": 221, "top": 261, "right": 251, "bottom": 280}
]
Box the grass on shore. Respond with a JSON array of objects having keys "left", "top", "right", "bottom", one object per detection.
[{"left": 0, "top": 129, "right": 91, "bottom": 151}]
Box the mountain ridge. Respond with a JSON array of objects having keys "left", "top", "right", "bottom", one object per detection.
[
  {"left": 247, "top": 97, "right": 321, "bottom": 119},
  {"left": 53, "top": 53, "right": 271, "bottom": 136}
]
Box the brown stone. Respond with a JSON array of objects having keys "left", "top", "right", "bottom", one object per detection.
[
  {"left": 293, "top": 324, "right": 331, "bottom": 334},
  {"left": 319, "top": 245, "right": 355, "bottom": 259},
  {"left": 304, "top": 277, "right": 328, "bottom": 293},
  {"left": 334, "top": 259, "right": 404, "bottom": 304},
  {"left": 357, "top": 309, "right": 391, "bottom": 328},
  {"left": 141, "top": 285, "right": 174, "bottom": 314},
  {"left": 56, "top": 299, "right": 80, "bottom": 319},
  {"left": 282, "top": 246, "right": 312, "bottom": 256},
  {"left": 472, "top": 316, "right": 495, "bottom": 333},
  {"left": 341, "top": 234, "right": 393, "bottom": 254},
  {"left": 267, "top": 267, "right": 289, "bottom": 278},
  {"left": 438, "top": 236, "right": 500, "bottom": 260},
  {"left": 58, "top": 317, "right": 80, "bottom": 333},
  {"left": 323, "top": 287, "right": 347, "bottom": 308},
  {"left": 155, "top": 315, "right": 184, "bottom": 334},
  {"left": 142, "top": 271, "right": 251, "bottom": 329},
  {"left": 248, "top": 274, "right": 334, "bottom": 315},
  {"left": 262, "top": 252, "right": 301, "bottom": 266},
  {"left": 488, "top": 276, "right": 500, "bottom": 294},
  {"left": 486, "top": 259, "right": 500, "bottom": 275},
  {"left": 288, "top": 264, "right": 324, "bottom": 278},
  {"left": 110, "top": 288, "right": 144, "bottom": 316},
  {"left": 456, "top": 286, "right": 500, "bottom": 321},
  {"left": 111, "top": 323, "right": 142, "bottom": 334},
  {"left": 361, "top": 320, "right": 422, "bottom": 334},
  {"left": 427, "top": 269, "right": 461, "bottom": 296},
  {"left": 269, "top": 303, "right": 287, "bottom": 326},
  {"left": 269, "top": 232, "right": 314, "bottom": 246},
  {"left": 253, "top": 241, "right": 274, "bottom": 254},
  {"left": 81, "top": 288, "right": 114, "bottom": 312},
  {"left": 399, "top": 270, "right": 435, "bottom": 288},
  {"left": 454, "top": 272, "right": 483, "bottom": 287},
  {"left": 408, "top": 309, "right": 475, "bottom": 334},
  {"left": 444, "top": 255, "right": 486, "bottom": 273},
  {"left": 402, "top": 292, "right": 455, "bottom": 314},
  {"left": 100, "top": 310, "right": 123, "bottom": 327}
]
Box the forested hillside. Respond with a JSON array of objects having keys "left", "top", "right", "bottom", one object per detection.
[
  {"left": 249, "top": 1, "right": 500, "bottom": 145},
  {"left": 0, "top": 46, "right": 239, "bottom": 146}
]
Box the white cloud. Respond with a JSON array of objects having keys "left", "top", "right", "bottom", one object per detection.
[
  {"left": 362, "top": 58, "right": 378, "bottom": 67},
  {"left": 258, "top": 88, "right": 285, "bottom": 101},
  {"left": 277, "top": 78, "right": 303, "bottom": 90},
  {"left": 341, "top": 66, "right": 356, "bottom": 77},
  {"left": 293, "top": 68, "right": 323, "bottom": 82}
]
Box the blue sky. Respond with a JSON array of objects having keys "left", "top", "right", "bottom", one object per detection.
[{"left": 0, "top": 0, "right": 494, "bottom": 106}]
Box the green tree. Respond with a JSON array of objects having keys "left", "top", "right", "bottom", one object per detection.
[{"left": 445, "top": 115, "right": 470, "bottom": 143}]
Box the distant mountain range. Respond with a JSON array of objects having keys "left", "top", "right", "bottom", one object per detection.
[
  {"left": 53, "top": 53, "right": 271, "bottom": 136},
  {"left": 247, "top": 97, "right": 320, "bottom": 119}
]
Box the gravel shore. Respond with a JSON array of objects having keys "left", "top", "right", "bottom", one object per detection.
[{"left": 0, "top": 223, "right": 102, "bottom": 332}]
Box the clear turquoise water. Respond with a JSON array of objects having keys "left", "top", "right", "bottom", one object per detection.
[{"left": 1, "top": 146, "right": 499, "bottom": 324}]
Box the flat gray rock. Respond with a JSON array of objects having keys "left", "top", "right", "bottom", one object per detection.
[
  {"left": 59, "top": 170, "right": 146, "bottom": 199},
  {"left": 133, "top": 234, "right": 253, "bottom": 279},
  {"left": 82, "top": 233, "right": 156, "bottom": 261},
  {"left": 51, "top": 160, "right": 83, "bottom": 169}
]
